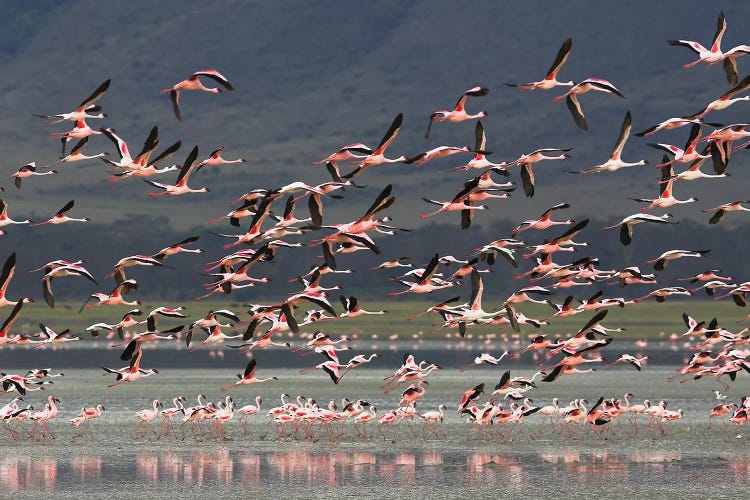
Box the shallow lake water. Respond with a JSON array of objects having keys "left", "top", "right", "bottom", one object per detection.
[{"left": 1, "top": 366, "right": 748, "bottom": 498}]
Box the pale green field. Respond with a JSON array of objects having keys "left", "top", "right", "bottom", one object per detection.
[{"left": 11, "top": 298, "right": 750, "bottom": 342}]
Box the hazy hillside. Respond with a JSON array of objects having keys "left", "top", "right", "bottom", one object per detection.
[{"left": 0, "top": 1, "right": 748, "bottom": 303}]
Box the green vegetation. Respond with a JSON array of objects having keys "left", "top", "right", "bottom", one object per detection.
[{"left": 12, "top": 299, "right": 748, "bottom": 342}]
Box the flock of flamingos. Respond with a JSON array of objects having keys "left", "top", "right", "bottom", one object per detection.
[{"left": 2, "top": 11, "right": 750, "bottom": 443}]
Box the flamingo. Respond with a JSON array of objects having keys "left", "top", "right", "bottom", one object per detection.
[
  {"left": 30, "top": 199, "right": 91, "bottom": 226},
  {"left": 645, "top": 249, "right": 710, "bottom": 271},
  {"left": 685, "top": 74, "right": 750, "bottom": 119},
  {"left": 41, "top": 137, "right": 109, "bottom": 172},
  {"left": 605, "top": 354, "right": 648, "bottom": 371},
  {"left": 30, "top": 323, "right": 80, "bottom": 348},
  {"left": 186, "top": 324, "right": 243, "bottom": 352},
  {"left": 602, "top": 213, "right": 678, "bottom": 246},
  {"left": 135, "top": 399, "right": 163, "bottom": 439},
  {"left": 454, "top": 122, "right": 507, "bottom": 171},
  {"left": 220, "top": 358, "right": 278, "bottom": 391},
  {"left": 630, "top": 179, "right": 698, "bottom": 212},
  {"left": 0, "top": 253, "right": 32, "bottom": 308},
  {"left": 41, "top": 262, "right": 98, "bottom": 309},
  {"left": 425, "top": 86, "right": 489, "bottom": 138},
  {"left": 196, "top": 146, "right": 246, "bottom": 169},
  {"left": 512, "top": 203, "right": 572, "bottom": 234},
  {"left": 152, "top": 235, "right": 202, "bottom": 260},
  {"left": 34, "top": 79, "right": 110, "bottom": 124},
  {"left": 390, "top": 254, "right": 455, "bottom": 296},
  {"left": 0, "top": 302, "right": 25, "bottom": 347},
  {"left": 666, "top": 155, "right": 728, "bottom": 182},
  {"left": 505, "top": 37, "right": 573, "bottom": 90},
  {"left": 506, "top": 147, "right": 572, "bottom": 198},
  {"left": 78, "top": 279, "right": 140, "bottom": 313},
  {"left": 342, "top": 113, "right": 406, "bottom": 178},
  {"left": 648, "top": 124, "right": 710, "bottom": 167},
  {"left": 237, "top": 396, "right": 263, "bottom": 435},
  {"left": 30, "top": 396, "right": 60, "bottom": 440},
  {"left": 86, "top": 308, "right": 145, "bottom": 339},
  {"left": 634, "top": 117, "right": 709, "bottom": 137},
  {"left": 102, "top": 343, "right": 159, "bottom": 387},
  {"left": 667, "top": 11, "right": 743, "bottom": 85},
  {"left": 399, "top": 380, "right": 429, "bottom": 406},
  {"left": 403, "top": 145, "right": 477, "bottom": 168},
  {"left": 702, "top": 201, "right": 750, "bottom": 224},
  {"left": 339, "top": 295, "right": 387, "bottom": 318},
  {"left": 9, "top": 162, "right": 57, "bottom": 189},
  {"left": 144, "top": 146, "right": 209, "bottom": 196},
  {"left": 100, "top": 126, "right": 160, "bottom": 171},
  {"left": 312, "top": 143, "right": 373, "bottom": 168},
  {"left": 162, "top": 69, "right": 234, "bottom": 121},
  {"left": 51, "top": 119, "right": 103, "bottom": 156},
  {"left": 554, "top": 78, "right": 625, "bottom": 131},
  {"left": 570, "top": 112, "right": 647, "bottom": 173}
]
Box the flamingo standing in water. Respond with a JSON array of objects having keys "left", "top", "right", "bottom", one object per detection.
[
  {"left": 505, "top": 37, "right": 573, "bottom": 90},
  {"left": 135, "top": 400, "right": 163, "bottom": 439},
  {"left": 425, "top": 86, "right": 489, "bottom": 138},
  {"left": 162, "top": 69, "right": 234, "bottom": 121},
  {"left": 30, "top": 395, "right": 60, "bottom": 440}
]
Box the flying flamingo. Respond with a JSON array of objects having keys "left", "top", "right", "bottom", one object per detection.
[
  {"left": 195, "top": 146, "right": 246, "bottom": 170},
  {"left": 399, "top": 380, "right": 429, "bottom": 406},
  {"left": 31, "top": 199, "right": 91, "bottom": 226},
  {"left": 505, "top": 37, "right": 573, "bottom": 90},
  {"left": 667, "top": 11, "right": 745, "bottom": 85},
  {"left": 0, "top": 253, "right": 33, "bottom": 308},
  {"left": 144, "top": 146, "right": 209, "bottom": 196},
  {"left": 51, "top": 119, "right": 103, "bottom": 156},
  {"left": 454, "top": 122, "right": 507, "bottom": 171},
  {"left": 162, "top": 69, "right": 234, "bottom": 121},
  {"left": 602, "top": 213, "right": 678, "bottom": 246},
  {"left": 506, "top": 147, "right": 572, "bottom": 198},
  {"left": 702, "top": 201, "right": 750, "bottom": 224},
  {"left": 41, "top": 262, "right": 98, "bottom": 308},
  {"left": 685, "top": 74, "right": 750, "bottom": 119},
  {"left": 9, "top": 162, "right": 57, "bottom": 189},
  {"left": 570, "top": 111, "right": 647, "bottom": 173},
  {"left": 554, "top": 78, "right": 625, "bottom": 131},
  {"left": 344, "top": 113, "right": 407, "bottom": 178},
  {"left": 152, "top": 235, "right": 203, "bottom": 260},
  {"left": 425, "top": 86, "right": 489, "bottom": 138},
  {"left": 102, "top": 342, "right": 159, "bottom": 387},
  {"left": 78, "top": 279, "right": 140, "bottom": 313},
  {"left": 34, "top": 79, "right": 110, "bottom": 124},
  {"left": 220, "top": 358, "right": 278, "bottom": 391},
  {"left": 512, "top": 203, "right": 572, "bottom": 234}
]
